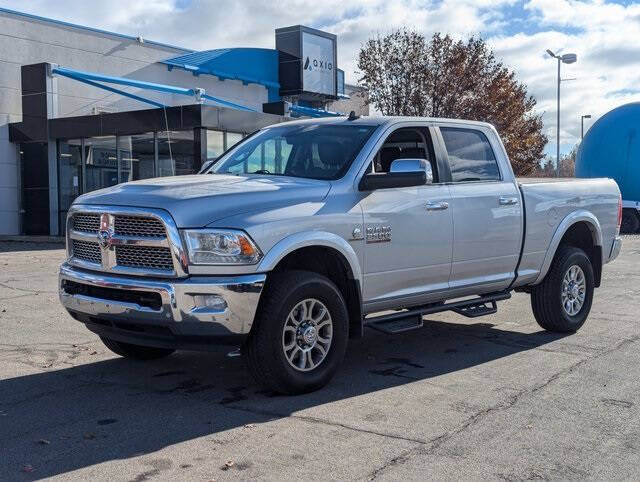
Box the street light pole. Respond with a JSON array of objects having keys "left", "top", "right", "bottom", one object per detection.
[
  {"left": 556, "top": 56, "right": 560, "bottom": 177},
  {"left": 546, "top": 50, "right": 577, "bottom": 177},
  {"left": 581, "top": 114, "right": 591, "bottom": 140}
]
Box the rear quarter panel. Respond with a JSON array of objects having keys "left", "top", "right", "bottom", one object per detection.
[{"left": 515, "top": 178, "right": 620, "bottom": 286}]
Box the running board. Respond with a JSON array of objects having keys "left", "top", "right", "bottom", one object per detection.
[
  {"left": 364, "top": 291, "right": 511, "bottom": 334},
  {"left": 367, "top": 315, "right": 424, "bottom": 334}
]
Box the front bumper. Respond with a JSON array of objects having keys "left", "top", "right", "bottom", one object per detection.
[
  {"left": 59, "top": 263, "right": 265, "bottom": 348},
  {"left": 608, "top": 235, "right": 622, "bottom": 263}
]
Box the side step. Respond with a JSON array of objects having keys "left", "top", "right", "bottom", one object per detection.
[
  {"left": 367, "top": 315, "right": 424, "bottom": 334},
  {"left": 452, "top": 301, "right": 497, "bottom": 318},
  {"left": 363, "top": 291, "right": 511, "bottom": 334}
]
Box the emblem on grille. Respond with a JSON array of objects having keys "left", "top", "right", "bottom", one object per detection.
[{"left": 97, "top": 213, "right": 113, "bottom": 249}]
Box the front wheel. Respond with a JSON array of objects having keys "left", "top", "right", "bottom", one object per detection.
[
  {"left": 530, "top": 246, "right": 595, "bottom": 333},
  {"left": 244, "top": 271, "right": 349, "bottom": 395}
]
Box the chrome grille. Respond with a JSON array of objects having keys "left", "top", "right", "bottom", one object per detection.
[
  {"left": 73, "top": 213, "right": 100, "bottom": 233},
  {"left": 68, "top": 207, "right": 185, "bottom": 277},
  {"left": 72, "top": 239, "right": 101, "bottom": 264},
  {"left": 116, "top": 245, "right": 174, "bottom": 271},
  {"left": 114, "top": 216, "right": 166, "bottom": 237}
]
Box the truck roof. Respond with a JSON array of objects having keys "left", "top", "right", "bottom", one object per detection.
[{"left": 268, "top": 115, "right": 495, "bottom": 130}]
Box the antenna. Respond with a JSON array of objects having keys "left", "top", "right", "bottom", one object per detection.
[{"left": 348, "top": 110, "right": 360, "bottom": 121}]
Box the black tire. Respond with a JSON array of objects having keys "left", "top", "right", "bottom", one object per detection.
[
  {"left": 244, "top": 270, "right": 349, "bottom": 395},
  {"left": 99, "top": 335, "right": 175, "bottom": 360},
  {"left": 621, "top": 209, "right": 640, "bottom": 234},
  {"left": 530, "top": 246, "right": 595, "bottom": 333}
]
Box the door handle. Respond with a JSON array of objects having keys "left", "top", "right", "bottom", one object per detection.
[
  {"left": 426, "top": 201, "right": 449, "bottom": 211},
  {"left": 499, "top": 196, "right": 519, "bottom": 206}
]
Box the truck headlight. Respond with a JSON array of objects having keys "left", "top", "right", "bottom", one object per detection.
[{"left": 182, "top": 229, "right": 262, "bottom": 265}]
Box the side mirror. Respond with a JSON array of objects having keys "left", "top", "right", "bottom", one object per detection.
[
  {"left": 390, "top": 158, "right": 433, "bottom": 184},
  {"left": 358, "top": 158, "right": 432, "bottom": 191}
]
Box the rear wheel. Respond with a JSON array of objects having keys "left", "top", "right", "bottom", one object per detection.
[
  {"left": 100, "top": 336, "right": 175, "bottom": 360},
  {"left": 244, "top": 270, "right": 349, "bottom": 394},
  {"left": 530, "top": 246, "right": 595, "bottom": 333},
  {"left": 621, "top": 209, "right": 640, "bottom": 234}
]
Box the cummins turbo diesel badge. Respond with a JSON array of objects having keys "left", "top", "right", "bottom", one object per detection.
[{"left": 365, "top": 225, "right": 391, "bottom": 243}]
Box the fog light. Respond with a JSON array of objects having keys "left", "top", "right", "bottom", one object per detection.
[{"left": 193, "top": 294, "right": 228, "bottom": 312}]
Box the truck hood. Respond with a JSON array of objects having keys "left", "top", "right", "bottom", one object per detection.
[{"left": 74, "top": 174, "right": 331, "bottom": 227}]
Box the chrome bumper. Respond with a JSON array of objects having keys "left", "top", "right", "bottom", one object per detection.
[
  {"left": 608, "top": 236, "right": 622, "bottom": 263},
  {"left": 59, "top": 263, "right": 265, "bottom": 336}
]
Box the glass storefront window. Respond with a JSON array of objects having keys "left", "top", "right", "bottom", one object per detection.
[
  {"left": 226, "top": 132, "right": 243, "bottom": 149},
  {"left": 157, "top": 130, "right": 195, "bottom": 176},
  {"left": 207, "top": 130, "right": 224, "bottom": 162},
  {"left": 58, "top": 139, "right": 82, "bottom": 230},
  {"left": 84, "top": 136, "right": 118, "bottom": 192},
  {"left": 118, "top": 133, "right": 156, "bottom": 182}
]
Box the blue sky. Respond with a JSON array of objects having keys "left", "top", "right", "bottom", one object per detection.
[{"left": 2, "top": 0, "right": 639, "bottom": 157}]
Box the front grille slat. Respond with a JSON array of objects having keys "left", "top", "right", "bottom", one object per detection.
[
  {"left": 114, "top": 216, "right": 166, "bottom": 237},
  {"left": 72, "top": 239, "right": 101, "bottom": 264},
  {"left": 73, "top": 213, "right": 100, "bottom": 233},
  {"left": 116, "top": 245, "right": 174, "bottom": 271}
]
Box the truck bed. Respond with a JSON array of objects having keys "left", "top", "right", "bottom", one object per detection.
[{"left": 514, "top": 176, "right": 620, "bottom": 287}]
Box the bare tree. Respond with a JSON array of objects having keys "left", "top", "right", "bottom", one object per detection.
[{"left": 358, "top": 30, "right": 547, "bottom": 176}]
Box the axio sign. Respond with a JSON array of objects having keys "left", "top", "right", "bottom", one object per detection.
[
  {"left": 276, "top": 25, "right": 338, "bottom": 99},
  {"left": 301, "top": 32, "right": 335, "bottom": 96}
]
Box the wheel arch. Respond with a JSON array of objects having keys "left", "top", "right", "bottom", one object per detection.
[
  {"left": 534, "top": 211, "right": 603, "bottom": 287},
  {"left": 257, "top": 232, "right": 364, "bottom": 338}
]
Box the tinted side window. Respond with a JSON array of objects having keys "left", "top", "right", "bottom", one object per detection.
[{"left": 440, "top": 127, "right": 500, "bottom": 182}]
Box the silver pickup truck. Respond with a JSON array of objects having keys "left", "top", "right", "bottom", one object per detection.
[{"left": 59, "top": 116, "right": 622, "bottom": 394}]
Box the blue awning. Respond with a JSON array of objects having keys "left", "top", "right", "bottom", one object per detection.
[
  {"left": 51, "top": 65, "right": 256, "bottom": 112},
  {"left": 163, "top": 48, "right": 280, "bottom": 101}
]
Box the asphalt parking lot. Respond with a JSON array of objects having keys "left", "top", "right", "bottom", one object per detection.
[{"left": 1, "top": 237, "right": 639, "bottom": 481}]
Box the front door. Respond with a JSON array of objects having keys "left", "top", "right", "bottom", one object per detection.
[{"left": 359, "top": 126, "right": 454, "bottom": 311}]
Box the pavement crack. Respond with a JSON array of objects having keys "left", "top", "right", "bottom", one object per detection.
[
  {"left": 0, "top": 281, "right": 56, "bottom": 295},
  {"left": 220, "top": 403, "right": 430, "bottom": 446},
  {"left": 365, "top": 334, "right": 640, "bottom": 480}
]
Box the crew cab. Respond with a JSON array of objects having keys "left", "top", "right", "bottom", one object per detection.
[{"left": 59, "top": 116, "right": 623, "bottom": 394}]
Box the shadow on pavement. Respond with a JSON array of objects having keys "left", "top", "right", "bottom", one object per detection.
[{"left": 1, "top": 319, "right": 567, "bottom": 479}]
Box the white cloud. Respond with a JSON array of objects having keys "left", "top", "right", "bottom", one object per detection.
[{"left": 2, "top": 0, "right": 639, "bottom": 154}]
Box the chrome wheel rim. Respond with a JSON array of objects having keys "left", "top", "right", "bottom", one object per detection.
[
  {"left": 561, "top": 265, "right": 586, "bottom": 316},
  {"left": 282, "top": 298, "right": 333, "bottom": 372}
]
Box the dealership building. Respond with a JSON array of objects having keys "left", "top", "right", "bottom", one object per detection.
[{"left": 0, "top": 8, "right": 367, "bottom": 236}]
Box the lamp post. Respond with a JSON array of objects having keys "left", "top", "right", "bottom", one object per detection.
[
  {"left": 546, "top": 49, "right": 577, "bottom": 176},
  {"left": 581, "top": 114, "right": 591, "bottom": 140}
]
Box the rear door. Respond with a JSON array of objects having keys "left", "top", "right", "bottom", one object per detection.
[{"left": 435, "top": 125, "right": 522, "bottom": 293}]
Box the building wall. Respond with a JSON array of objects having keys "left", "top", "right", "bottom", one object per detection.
[
  {"left": 0, "top": 9, "right": 272, "bottom": 235},
  {"left": 328, "top": 84, "right": 369, "bottom": 116}
]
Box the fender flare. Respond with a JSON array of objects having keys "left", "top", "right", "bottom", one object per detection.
[
  {"left": 532, "top": 210, "right": 603, "bottom": 285},
  {"left": 257, "top": 231, "right": 363, "bottom": 285}
]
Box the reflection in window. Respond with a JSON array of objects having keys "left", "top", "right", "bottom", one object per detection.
[
  {"left": 84, "top": 136, "right": 118, "bottom": 192},
  {"left": 118, "top": 133, "right": 155, "bottom": 182},
  {"left": 58, "top": 139, "right": 82, "bottom": 230},
  {"left": 440, "top": 127, "right": 500, "bottom": 182},
  {"left": 157, "top": 130, "right": 195, "bottom": 176},
  {"left": 207, "top": 130, "right": 224, "bottom": 161},
  {"left": 226, "top": 132, "right": 243, "bottom": 149}
]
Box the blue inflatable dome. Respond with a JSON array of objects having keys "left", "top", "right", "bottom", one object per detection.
[{"left": 576, "top": 102, "right": 640, "bottom": 203}]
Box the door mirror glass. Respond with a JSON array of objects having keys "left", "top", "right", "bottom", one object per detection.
[{"left": 390, "top": 158, "right": 433, "bottom": 184}]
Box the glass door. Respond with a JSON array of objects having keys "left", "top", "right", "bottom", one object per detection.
[{"left": 57, "top": 139, "right": 82, "bottom": 231}]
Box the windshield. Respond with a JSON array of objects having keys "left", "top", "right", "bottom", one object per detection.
[{"left": 208, "top": 123, "right": 377, "bottom": 180}]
